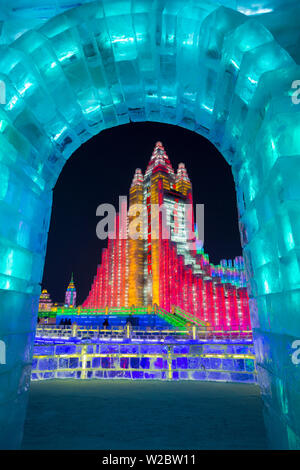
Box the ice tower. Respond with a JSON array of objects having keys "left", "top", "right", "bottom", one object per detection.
[
  {"left": 64, "top": 274, "right": 77, "bottom": 308},
  {"left": 0, "top": 0, "right": 299, "bottom": 451}
]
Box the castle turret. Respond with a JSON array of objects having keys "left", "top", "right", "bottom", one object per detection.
[
  {"left": 145, "top": 141, "right": 175, "bottom": 184},
  {"left": 175, "top": 162, "right": 192, "bottom": 195},
  {"left": 64, "top": 273, "right": 77, "bottom": 307}
]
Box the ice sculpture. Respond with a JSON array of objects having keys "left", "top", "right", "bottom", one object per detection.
[{"left": 0, "top": 0, "right": 299, "bottom": 450}]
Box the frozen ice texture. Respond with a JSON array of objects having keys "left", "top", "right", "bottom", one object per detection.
[{"left": 0, "top": 0, "right": 299, "bottom": 450}]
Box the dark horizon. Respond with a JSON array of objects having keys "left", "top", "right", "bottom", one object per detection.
[{"left": 42, "top": 122, "right": 242, "bottom": 305}]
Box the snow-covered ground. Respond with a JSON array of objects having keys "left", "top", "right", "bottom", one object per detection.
[{"left": 22, "top": 380, "right": 268, "bottom": 450}]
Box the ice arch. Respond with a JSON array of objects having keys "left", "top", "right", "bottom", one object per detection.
[{"left": 0, "top": 0, "right": 299, "bottom": 450}]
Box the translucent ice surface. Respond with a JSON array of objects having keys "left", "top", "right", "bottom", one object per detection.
[{"left": 0, "top": 0, "right": 299, "bottom": 450}]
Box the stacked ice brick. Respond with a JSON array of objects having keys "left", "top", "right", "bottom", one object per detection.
[{"left": 0, "top": 0, "right": 299, "bottom": 449}]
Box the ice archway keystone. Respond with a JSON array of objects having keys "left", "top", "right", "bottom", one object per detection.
[{"left": 0, "top": 0, "right": 299, "bottom": 450}]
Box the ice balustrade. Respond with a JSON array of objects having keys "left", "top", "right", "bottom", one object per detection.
[{"left": 31, "top": 340, "right": 257, "bottom": 383}]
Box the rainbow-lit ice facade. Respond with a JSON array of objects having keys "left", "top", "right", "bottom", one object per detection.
[{"left": 0, "top": 0, "right": 300, "bottom": 450}]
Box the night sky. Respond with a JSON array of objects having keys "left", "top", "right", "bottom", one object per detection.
[{"left": 42, "top": 122, "right": 242, "bottom": 305}]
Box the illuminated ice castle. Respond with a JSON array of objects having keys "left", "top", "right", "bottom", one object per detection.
[
  {"left": 83, "top": 142, "right": 250, "bottom": 331},
  {"left": 64, "top": 273, "right": 77, "bottom": 308}
]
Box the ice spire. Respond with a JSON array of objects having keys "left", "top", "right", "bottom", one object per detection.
[
  {"left": 145, "top": 141, "right": 175, "bottom": 179},
  {"left": 69, "top": 272, "right": 75, "bottom": 287}
]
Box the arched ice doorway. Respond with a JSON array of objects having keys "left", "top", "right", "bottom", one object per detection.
[{"left": 0, "top": 0, "right": 299, "bottom": 450}]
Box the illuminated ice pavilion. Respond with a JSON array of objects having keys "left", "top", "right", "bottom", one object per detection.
[
  {"left": 38, "top": 289, "right": 53, "bottom": 312},
  {"left": 0, "top": 0, "right": 300, "bottom": 450},
  {"left": 64, "top": 273, "right": 77, "bottom": 308}
]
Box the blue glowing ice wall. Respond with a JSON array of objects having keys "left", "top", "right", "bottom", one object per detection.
[{"left": 0, "top": 0, "right": 300, "bottom": 450}]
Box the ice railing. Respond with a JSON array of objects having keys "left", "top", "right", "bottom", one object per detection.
[{"left": 35, "top": 324, "right": 253, "bottom": 342}]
